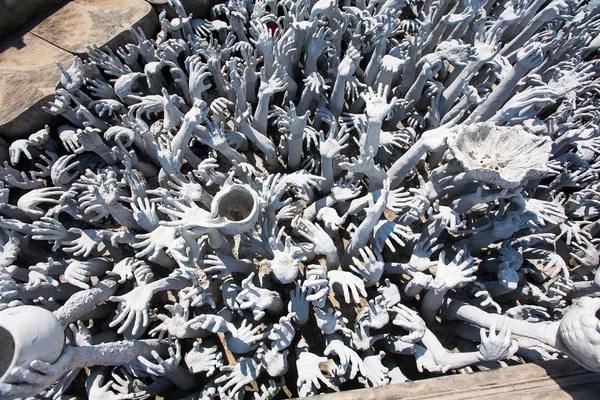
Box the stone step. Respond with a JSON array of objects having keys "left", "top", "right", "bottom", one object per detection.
[
  {"left": 0, "top": 0, "right": 158, "bottom": 139},
  {"left": 31, "top": 0, "right": 158, "bottom": 57},
  {"left": 0, "top": 33, "right": 73, "bottom": 139}
]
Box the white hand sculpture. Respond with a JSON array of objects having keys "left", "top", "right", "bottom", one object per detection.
[
  {"left": 362, "top": 83, "right": 398, "bottom": 122},
  {"left": 253, "top": 378, "right": 284, "bottom": 400},
  {"left": 109, "top": 284, "right": 154, "bottom": 336},
  {"left": 372, "top": 220, "right": 411, "bottom": 254},
  {"left": 263, "top": 221, "right": 306, "bottom": 284},
  {"left": 288, "top": 283, "right": 310, "bottom": 325},
  {"left": 63, "top": 228, "right": 103, "bottom": 257},
  {"left": 185, "top": 342, "right": 224, "bottom": 376},
  {"left": 350, "top": 246, "right": 385, "bottom": 286},
  {"left": 327, "top": 270, "right": 367, "bottom": 304},
  {"left": 324, "top": 334, "right": 365, "bottom": 379},
  {"left": 268, "top": 313, "right": 296, "bottom": 351},
  {"left": 478, "top": 319, "right": 518, "bottom": 363},
  {"left": 133, "top": 225, "right": 179, "bottom": 261},
  {"left": 214, "top": 357, "right": 261, "bottom": 399},
  {"left": 17, "top": 186, "right": 63, "bottom": 219},
  {"left": 226, "top": 319, "right": 266, "bottom": 354},
  {"left": 360, "top": 351, "right": 389, "bottom": 387},
  {"left": 149, "top": 303, "right": 192, "bottom": 341},
  {"left": 377, "top": 278, "right": 402, "bottom": 308},
  {"left": 303, "top": 264, "right": 330, "bottom": 308},
  {"left": 315, "top": 306, "right": 349, "bottom": 335},
  {"left": 257, "top": 343, "right": 289, "bottom": 377},
  {"left": 237, "top": 272, "right": 283, "bottom": 321},
  {"left": 64, "top": 260, "right": 96, "bottom": 289},
  {"left": 359, "top": 296, "right": 390, "bottom": 330},
  {"left": 296, "top": 340, "right": 334, "bottom": 397},
  {"left": 294, "top": 217, "right": 339, "bottom": 269},
  {"left": 391, "top": 304, "right": 426, "bottom": 343},
  {"left": 431, "top": 247, "right": 477, "bottom": 292},
  {"left": 137, "top": 341, "right": 182, "bottom": 377},
  {"left": 408, "top": 238, "right": 442, "bottom": 272}
]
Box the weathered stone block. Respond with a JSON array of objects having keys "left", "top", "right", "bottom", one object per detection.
[
  {"left": 31, "top": 0, "right": 159, "bottom": 57},
  {"left": 0, "top": 33, "right": 72, "bottom": 139},
  {"left": 0, "top": 0, "right": 161, "bottom": 139}
]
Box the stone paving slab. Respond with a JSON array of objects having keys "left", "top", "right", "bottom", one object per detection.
[
  {"left": 0, "top": 33, "right": 73, "bottom": 139},
  {"left": 0, "top": 0, "right": 160, "bottom": 139},
  {"left": 31, "top": 0, "right": 159, "bottom": 57}
]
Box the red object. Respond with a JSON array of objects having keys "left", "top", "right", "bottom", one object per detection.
[{"left": 266, "top": 22, "right": 278, "bottom": 36}]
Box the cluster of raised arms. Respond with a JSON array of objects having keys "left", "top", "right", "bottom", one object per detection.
[{"left": 1, "top": 0, "right": 600, "bottom": 398}]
